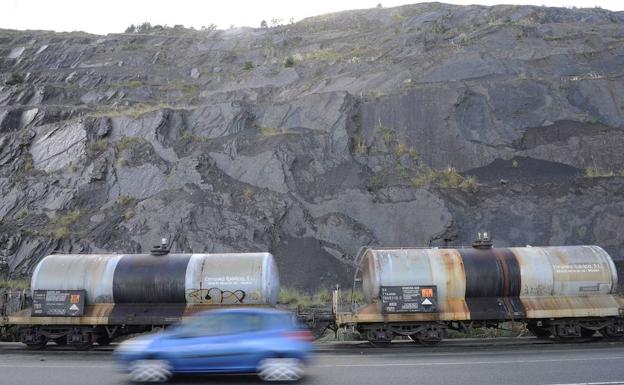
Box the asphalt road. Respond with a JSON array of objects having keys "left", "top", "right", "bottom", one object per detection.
[{"left": 1, "top": 340, "right": 624, "bottom": 385}]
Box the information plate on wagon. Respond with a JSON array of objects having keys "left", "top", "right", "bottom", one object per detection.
[
  {"left": 380, "top": 286, "right": 437, "bottom": 313},
  {"left": 32, "top": 290, "right": 86, "bottom": 317}
]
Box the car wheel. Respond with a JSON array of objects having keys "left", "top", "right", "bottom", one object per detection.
[
  {"left": 128, "top": 359, "right": 172, "bottom": 383},
  {"left": 257, "top": 358, "right": 304, "bottom": 382}
]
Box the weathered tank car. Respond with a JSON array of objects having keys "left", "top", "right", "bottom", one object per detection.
[
  {"left": 2, "top": 239, "right": 624, "bottom": 350},
  {"left": 336, "top": 243, "right": 624, "bottom": 345},
  {"left": 5, "top": 251, "right": 279, "bottom": 349}
]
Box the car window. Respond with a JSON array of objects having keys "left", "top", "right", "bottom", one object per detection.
[
  {"left": 263, "top": 313, "right": 297, "bottom": 330},
  {"left": 175, "top": 313, "right": 264, "bottom": 337}
]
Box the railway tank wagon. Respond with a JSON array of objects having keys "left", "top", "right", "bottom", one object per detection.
[
  {"left": 337, "top": 243, "right": 624, "bottom": 345},
  {"left": 9, "top": 252, "right": 279, "bottom": 349}
]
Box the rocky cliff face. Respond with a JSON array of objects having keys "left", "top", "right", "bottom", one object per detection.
[{"left": 1, "top": 3, "right": 624, "bottom": 289}]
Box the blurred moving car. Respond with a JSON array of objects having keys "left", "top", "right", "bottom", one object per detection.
[{"left": 115, "top": 308, "right": 314, "bottom": 383}]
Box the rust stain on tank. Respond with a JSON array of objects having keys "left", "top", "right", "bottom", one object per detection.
[{"left": 521, "top": 296, "right": 621, "bottom": 318}]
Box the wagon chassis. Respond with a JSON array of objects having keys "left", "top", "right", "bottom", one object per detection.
[{"left": 337, "top": 316, "right": 624, "bottom": 346}]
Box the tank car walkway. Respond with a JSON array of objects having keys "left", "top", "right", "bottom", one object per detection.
[{"left": 1, "top": 339, "right": 624, "bottom": 385}]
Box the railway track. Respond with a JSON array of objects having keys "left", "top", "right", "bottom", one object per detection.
[{"left": 1, "top": 336, "right": 622, "bottom": 354}]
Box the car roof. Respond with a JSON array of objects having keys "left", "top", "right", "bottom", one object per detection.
[{"left": 193, "top": 307, "right": 292, "bottom": 317}]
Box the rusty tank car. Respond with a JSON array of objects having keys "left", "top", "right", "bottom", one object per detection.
[
  {"left": 3, "top": 250, "right": 279, "bottom": 349},
  {"left": 335, "top": 240, "right": 624, "bottom": 345},
  {"left": 2, "top": 236, "right": 624, "bottom": 350}
]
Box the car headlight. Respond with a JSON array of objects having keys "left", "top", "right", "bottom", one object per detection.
[{"left": 115, "top": 337, "right": 153, "bottom": 353}]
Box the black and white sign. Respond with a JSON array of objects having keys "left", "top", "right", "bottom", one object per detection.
[
  {"left": 380, "top": 286, "right": 437, "bottom": 313},
  {"left": 32, "top": 290, "right": 86, "bottom": 317}
]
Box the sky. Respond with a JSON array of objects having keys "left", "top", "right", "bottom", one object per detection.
[{"left": 1, "top": 0, "right": 623, "bottom": 35}]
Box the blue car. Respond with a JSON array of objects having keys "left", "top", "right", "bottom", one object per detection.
[{"left": 115, "top": 308, "right": 315, "bottom": 383}]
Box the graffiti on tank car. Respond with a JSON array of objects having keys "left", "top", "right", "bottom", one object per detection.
[
  {"left": 186, "top": 288, "right": 246, "bottom": 304},
  {"left": 522, "top": 284, "right": 552, "bottom": 296}
]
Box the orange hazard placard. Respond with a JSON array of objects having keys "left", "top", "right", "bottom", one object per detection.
[
  {"left": 70, "top": 294, "right": 81, "bottom": 304},
  {"left": 421, "top": 288, "right": 433, "bottom": 298}
]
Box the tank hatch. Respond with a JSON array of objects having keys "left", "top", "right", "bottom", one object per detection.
[{"left": 472, "top": 232, "right": 493, "bottom": 249}]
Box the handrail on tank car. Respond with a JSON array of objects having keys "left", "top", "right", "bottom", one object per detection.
[
  {"left": 350, "top": 246, "right": 371, "bottom": 313},
  {"left": 0, "top": 291, "right": 6, "bottom": 318},
  {"left": 359, "top": 245, "right": 477, "bottom": 251}
]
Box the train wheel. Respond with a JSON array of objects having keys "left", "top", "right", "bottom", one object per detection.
[
  {"left": 54, "top": 337, "right": 68, "bottom": 346},
  {"left": 365, "top": 330, "right": 393, "bottom": 347},
  {"left": 25, "top": 337, "right": 48, "bottom": 350},
  {"left": 412, "top": 325, "right": 445, "bottom": 346},
  {"left": 554, "top": 322, "right": 583, "bottom": 342},
  {"left": 22, "top": 329, "right": 48, "bottom": 350},
  {"left": 68, "top": 330, "right": 94, "bottom": 350},
  {"left": 601, "top": 325, "right": 624, "bottom": 341}
]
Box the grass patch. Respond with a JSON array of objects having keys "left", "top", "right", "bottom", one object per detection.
[
  {"left": 379, "top": 126, "right": 395, "bottom": 145},
  {"left": 397, "top": 164, "right": 409, "bottom": 180},
  {"left": 55, "top": 226, "right": 71, "bottom": 239},
  {"left": 437, "top": 167, "right": 463, "bottom": 188},
  {"left": 284, "top": 56, "right": 295, "bottom": 67},
  {"left": 56, "top": 209, "right": 81, "bottom": 227},
  {"left": 118, "top": 195, "right": 131, "bottom": 206},
  {"left": 411, "top": 168, "right": 437, "bottom": 188},
  {"left": 116, "top": 136, "right": 146, "bottom": 151},
  {"left": 278, "top": 287, "right": 332, "bottom": 308},
  {"left": 180, "top": 83, "right": 199, "bottom": 98},
  {"left": 5, "top": 72, "right": 24, "bottom": 86},
  {"left": 393, "top": 142, "right": 408, "bottom": 157},
  {"left": 123, "top": 209, "right": 135, "bottom": 220},
  {"left": 88, "top": 138, "right": 109, "bottom": 153},
  {"left": 447, "top": 322, "right": 526, "bottom": 339},
  {"left": 259, "top": 126, "right": 287, "bottom": 136},
  {"left": 459, "top": 176, "right": 479, "bottom": 192},
  {"left": 353, "top": 137, "right": 368, "bottom": 156},
  {"left": 243, "top": 187, "right": 254, "bottom": 199},
  {"left": 305, "top": 49, "right": 344, "bottom": 62},
  {"left": 584, "top": 166, "right": 617, "bottom": 178},
  {"left": 366, "top": 89, "right": 387, "bottom": 98},
  {"left": 411, "top": 167, "right": 479, "bottom": 192},
  {"left": 23, "top": 158, "right": 34, "bottom": 173},
  {"left": 53, "top": 209, "right": 82, "bottom": 239},
  {"left": 0, "top": 279, "right": 30, "bottom": 290},
  {"left": 122, "top": 43, "right": 145, "bottom": 51},
  {"left": 88, "top": 103, "right": 177, "bottom": 119}
]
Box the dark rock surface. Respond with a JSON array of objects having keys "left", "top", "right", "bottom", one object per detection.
[{"left": 1, "top": 3, "right": 624, "bottom": 289}]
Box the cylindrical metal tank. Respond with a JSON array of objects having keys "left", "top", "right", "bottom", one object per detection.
[
  {"left": 360, "top": 245, "right": 620, "bottom": 320},
  {"left": 31, "top": 252, "right": 279, "bottom": 306}
]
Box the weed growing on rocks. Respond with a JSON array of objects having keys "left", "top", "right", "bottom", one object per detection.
[
  {"left": 0, "top": 279, "right": 30, "bottom": 290},
  {"left": 584, "top": 167, "right": 615, "bottom": 178},
  {"left": 118, "top": 195, "right": 131, "bottom": 206},
  {"left": 124, "top": 209, "right": 135, "bottom": 220},
  {"left": 88, "top": 138, "right": 109, "bottom": 153},
  {"left": 5, "top": 72, "right": 24, "bottom": 86},
  {"left": 284, "top": 56, "right": 295, "bottom": 67}
]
